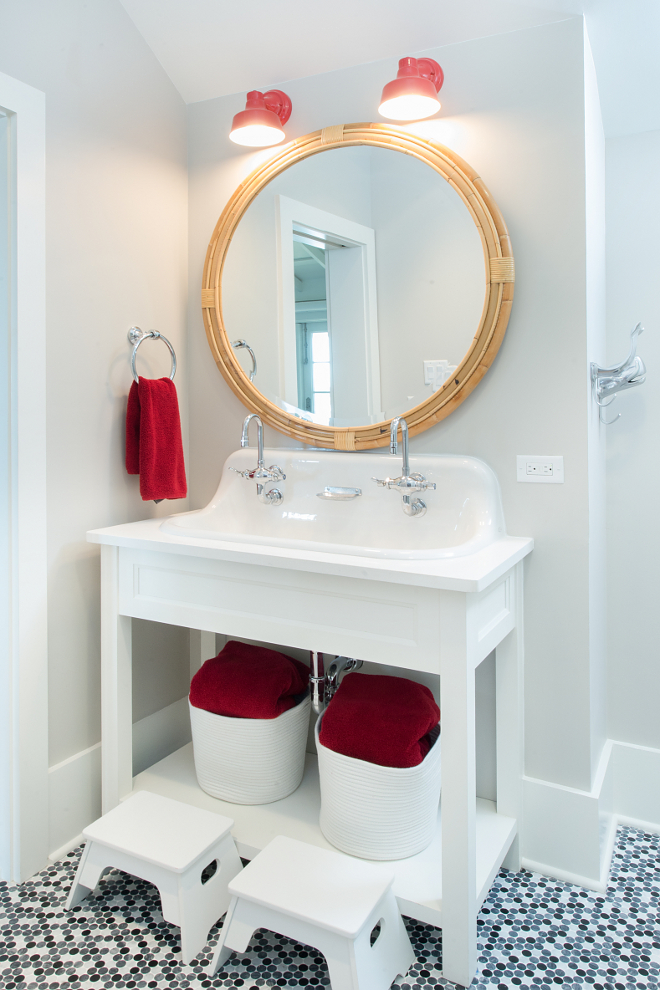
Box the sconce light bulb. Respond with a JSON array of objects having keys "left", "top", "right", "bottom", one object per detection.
[
  {"left": 378, "top": 57, "right": 443, "bottom": 121},
  {"left": 229, "top": 123, "right": 285, "bottom": 147},
  {"left": 378, "top": 94, "right": 441, "bottom": 121},
  {"left": 229, "top": 90, "right": 291, "bottom": 148}
]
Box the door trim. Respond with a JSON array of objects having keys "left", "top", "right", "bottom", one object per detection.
[{"left": 0, "top": 70, "right": 47, "bottom": 882}]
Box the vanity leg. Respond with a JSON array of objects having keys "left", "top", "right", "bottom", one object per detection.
[
  {"left": 439, "top": 593, "right": 477, "bottom": 988},
  {"left": 496, "top": 561, "right": 524, "bottom": 871},
  {"left": 101, "top": 545, "right": 133, "bottom": 813}
]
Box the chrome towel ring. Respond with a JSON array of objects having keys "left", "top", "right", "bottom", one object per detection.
[
  {"left": 231, "top": 339, "right": 257, "bottom": 382},
  {"left": 128, "top": 326, "right": 177, "bottom": 385}
]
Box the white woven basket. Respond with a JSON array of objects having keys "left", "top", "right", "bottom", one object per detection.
[
  {"left": 189, "top": 694, "right": 311, "bottom": 804},
  {"left": 315, "top": 714, "right": 441, "bottom": 860}
]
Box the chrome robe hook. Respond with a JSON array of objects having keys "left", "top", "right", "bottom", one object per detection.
[{"left": 591, "top": 323, "right": 646, "bottom": 424}]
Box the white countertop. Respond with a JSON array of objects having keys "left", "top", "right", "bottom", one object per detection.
[{"left": 87, "top": 518, "right": 533, "bottom": 593}]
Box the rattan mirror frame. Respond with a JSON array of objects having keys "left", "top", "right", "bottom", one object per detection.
[{"left": 202, "top": 122, "right": 514, "bottom": 450}]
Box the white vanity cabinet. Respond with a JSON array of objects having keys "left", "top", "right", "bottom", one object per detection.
[{"left": 89, "top": 519, "right": 532, "bottom": 988}]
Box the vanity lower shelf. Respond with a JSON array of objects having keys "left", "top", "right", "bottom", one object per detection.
[{"left": 132, "top": 743, "right": 516, "bottom": 929}]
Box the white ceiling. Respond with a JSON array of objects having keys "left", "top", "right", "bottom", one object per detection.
[{"left": 119, "top": 0, "right": 659, "bottom": 137}]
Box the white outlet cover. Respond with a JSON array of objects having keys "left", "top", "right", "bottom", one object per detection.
[
  {"left": 517, "top": 455, "right": 564, "bottom": 483},
  {"left": 423, "top": 359, "right": 457, "bottom": 392}
]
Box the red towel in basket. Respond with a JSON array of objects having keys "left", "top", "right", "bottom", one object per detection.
[
  {"left": 189, "top": 640, "right": 310, "bottom": 719},
  {"left": 318, "top": 672, "right": 440, "bottom": 768},
  {"left": 126, "top": 377, "right": 187, "bottom": 501}
]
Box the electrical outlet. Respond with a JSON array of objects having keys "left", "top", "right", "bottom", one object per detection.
[
  {"left": 424, "top": 359, "right": 457, "bottom": 392},
  {"left": 527, "top": 462, "right": 553, "bottom": 477},
  {"left": 516, "top": 455, "right": 564, "bottom": 484}
]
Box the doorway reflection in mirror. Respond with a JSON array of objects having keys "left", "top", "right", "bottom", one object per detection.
[{"left": 282, "top": 198, "right": 382, "bottom": 427}]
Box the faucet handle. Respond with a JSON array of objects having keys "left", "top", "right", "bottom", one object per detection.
[
  {"left": 229, "top": 466, "right": 252, "bottom": 479},
  {"left": 409, "top": 473, "right": 437, "bottom": 492},
  {"left": 231, "top": 464, "right": 286, "bottom": 482},
  {"left": 372, "top": 474, "right": 435, "bottom": 492}
]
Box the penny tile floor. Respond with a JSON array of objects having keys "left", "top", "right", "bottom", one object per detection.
[{"left": 1, "top": 825, "right": 659, "bottom": 989}]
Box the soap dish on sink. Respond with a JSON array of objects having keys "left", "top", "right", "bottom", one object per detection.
[{"left": 316, "top": 487, "right": 362, "bottom": 501}]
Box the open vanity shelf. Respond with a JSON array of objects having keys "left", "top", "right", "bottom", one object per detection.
[
  {"left": 89, "top": 514, "right": 532, "bottom": 987},
  {"left": 134, "top": 745, "right": 517, "bottom": 930}
]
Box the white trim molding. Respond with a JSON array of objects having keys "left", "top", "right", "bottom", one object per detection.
[
  {"left": 48, "top": 743, "right": 101, "bottom": 864},
  {"left": 48, "top": 697, "right": 191, "bottom": 863},
  {"left": 522, "top": 738, "right": 660, "bottom": 891},
  {"left": 0, "top": 71, "right": 47, "bottom": 883},
  {"left": 132, "top": 695, "right": 192, "bottom": 777},
  {"left": 608, "top": 739, "right": 660, "bottom": 829},
  {"left": 276, "top": 195, "right": 381, "bottom": 419}
]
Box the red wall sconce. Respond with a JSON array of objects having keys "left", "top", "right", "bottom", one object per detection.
[
  {"left": 229, "top": 89, "right": 293, "bottom": 147},
  {"left": 378, "top": 57, "right": 444, "bottom": 121}
]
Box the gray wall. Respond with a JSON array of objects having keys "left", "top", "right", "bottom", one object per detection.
[
  {"left": 605, "top": 128, "right": 660, "bottom": 748},
  {"left": 188, "top": 18, "right": 606, "bottom": 792},
  {"left": 0, "top": 0, "right": 190, "bottom": 779}
]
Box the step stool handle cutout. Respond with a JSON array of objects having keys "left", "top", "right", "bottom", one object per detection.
[
  {"left": 370, "top": 919, "right": 383, "bottom": 947},
  {"left": 201, "top": 859, "right": 218, "bottom": 885}
]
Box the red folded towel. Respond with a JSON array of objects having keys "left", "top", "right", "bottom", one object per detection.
[
  {"left": 126, "top": 377, "right": 187, "bottom": 501},
  {"left": 318, "top": 672, "right": 440, "bottom": 768},
  {"left": 189, "top": 640, "right": 310, "bottom": 719}
]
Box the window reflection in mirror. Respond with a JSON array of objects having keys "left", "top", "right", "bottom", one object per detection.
[{"left": 293, "top": 231, "right": 331, "bottom": 417}]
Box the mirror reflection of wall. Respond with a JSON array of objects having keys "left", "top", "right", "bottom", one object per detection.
[{"left": 222, "top": 146, "right": 485, "bottom": 428}]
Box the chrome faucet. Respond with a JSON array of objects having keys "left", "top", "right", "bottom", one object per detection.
[
  {"left": 392, "top": 416, "right": 412, "bottom": 478},
  {"left": 371, "top": 416, "right": 436, "bottom": 517},
  {"left": 230, "top": 413, "right": 286, "bottom": 505}
]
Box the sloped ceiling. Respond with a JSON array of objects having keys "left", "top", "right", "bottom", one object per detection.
[{"left": 119, "top": 0, "right": 659, "bottom": 137}]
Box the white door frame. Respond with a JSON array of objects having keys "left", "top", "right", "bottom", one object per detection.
[
  {"left": 275, "top": 195, "right": 382, "bottom": 417},
  {"left": 0, "top": 71, "right": 48, "bottom": 882}
]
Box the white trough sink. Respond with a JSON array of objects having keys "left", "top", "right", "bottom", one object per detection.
[{"left": 161, "top": 448, "right": 506, "bottom": 560}]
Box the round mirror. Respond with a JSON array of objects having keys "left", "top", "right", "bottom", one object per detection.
[{"left": 202, "top": 124, "right": 514, "bottom": 450}]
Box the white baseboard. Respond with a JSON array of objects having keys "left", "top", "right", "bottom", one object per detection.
[
  {"left": 48, "top": 833, "right": 85, "bottom": 864},
  {"left": 48, "top": 697, "right": 191, "bottom": 862},
  {"left": 132, "top": 696, "right": 192, "bottom": 776},
  {"left": 522, "top": 743, "right": 611, "bottom": 889},
  {"left": 521, "top": 856, "right": 607, "bottom": 893},
  {"left": 522, "top": 738, "right": 660, "bottom": 889},
  {"left": 521, "top": 809, "right": 618, "bottom": 892},
  {"left": 609, "top": 739, "right": 660, "bottom": 824},
  {"left": 48, "top": 742, "right": 101, "bottom": 863}
]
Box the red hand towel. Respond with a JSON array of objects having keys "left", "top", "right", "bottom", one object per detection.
[
  {"left": 318, "top": 672, "right": 440, "bottom": 768},
  {"left": 125, "top": 377, "right": 187, "bottom": 501},
  {"left": 189, "top": 640, "right": 310, "bottom": 719}
]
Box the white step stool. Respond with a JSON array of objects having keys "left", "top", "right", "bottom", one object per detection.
[
  {"left": 66, "top": 790, "right": 243, "bottom": 964},
  {"left": 211, "top": 835, "right": 415, "bottom": 990}
]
